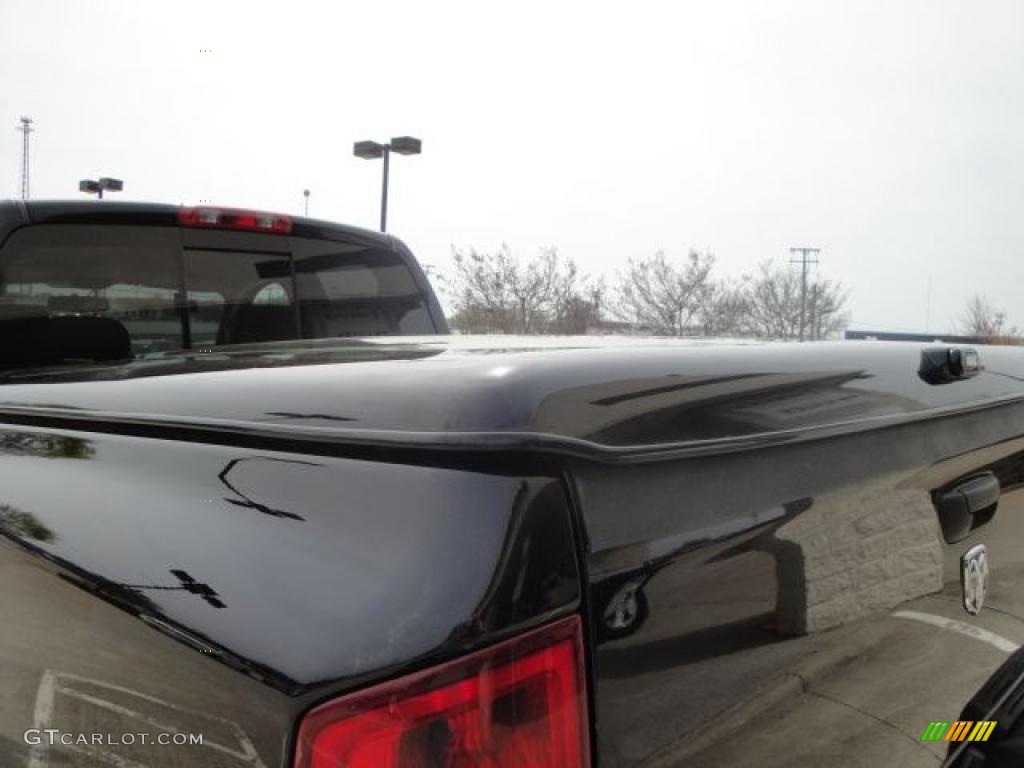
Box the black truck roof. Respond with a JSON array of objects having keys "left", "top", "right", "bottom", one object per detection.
[{"left": 0, "top": 199, "right": 396, "bottom": 249}]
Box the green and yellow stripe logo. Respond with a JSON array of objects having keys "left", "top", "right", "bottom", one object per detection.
[{"left": 921, "top": 721, "right": 997, "bottom": 742}]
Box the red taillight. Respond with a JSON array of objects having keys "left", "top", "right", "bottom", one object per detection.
[
  {"left": 178, "top": 206, "right": 293, "bottom": 233},
  {"left": 293, "top": 615, "right": 590, "bottom": 768}
]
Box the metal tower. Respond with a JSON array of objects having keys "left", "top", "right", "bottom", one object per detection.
[{"left": 17, "top": 116, "right": 34, "bottom": 200}]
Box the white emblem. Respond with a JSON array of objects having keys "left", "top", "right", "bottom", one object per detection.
[{"left": 961, "top": 545, "right": 989, "bottom": 616}]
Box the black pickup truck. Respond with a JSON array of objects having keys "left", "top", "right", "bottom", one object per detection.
[{"left": 2, "top": 201, "right": 1024, "bottom": 768}]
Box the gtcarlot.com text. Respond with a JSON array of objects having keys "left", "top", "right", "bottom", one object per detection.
[{"left": 24, "top": 729, "right": 203, "bottom": 746}]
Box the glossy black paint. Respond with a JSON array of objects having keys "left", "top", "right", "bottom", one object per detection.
[
  {"left": 3, "top": 338, "right": 1024, "bottom": 451},
  {"left": 3, "top": 203, "right": 1024, "bottom": 765},
  {"left": 575, "top": 408, "right": 1024, "bottom": 764},
  {"left": 0, "top": 426, "right": 580, "bottom": 766},
  {"left": 3, "top": 335, "right": 1024, "bottom": 765}
]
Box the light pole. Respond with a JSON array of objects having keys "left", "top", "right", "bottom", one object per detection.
[
  {"left": 79, "top": 177, "right": 124, "bottom": 200},
  {"left": 353, "top": 136, "right": 421, "bottom": 232},
  {"left": 303, "top": 189, "right": 310, "bottom": 217}
]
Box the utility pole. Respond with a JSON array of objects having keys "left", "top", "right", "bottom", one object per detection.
[
  {"left": 17, "top": 116, "right": 34, "bottom": 200},
  {"left": 790, "top": 247, "right": 820, "bottom": 342}
]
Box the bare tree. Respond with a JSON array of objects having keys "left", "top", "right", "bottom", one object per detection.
[
  {"left": 699, "top": 277, "right": 752, "bottom": 337},
  {"left": 959, "top": 295, "right": 1020, "bottom": 341},
  {"left": 744, "top": 262, "right": 800, "bottom": 339},
  {"left": 444, "top": 245, "right": 598, "bottom": 334},
  {"left": 614, "top": 250, "right": 715, "bottom": 336},
  {"left": 508, "top": 247, "right": 561, "bottom": 334},
  {"left": 745, "top": 261, "right": 848, "bottom": 340},
  {"left": 550, "top": 279, "right": 606, "bottom": 335},
  {"left": 441, "top": 245, "right": 851, "bottom": 340},
  {"left": 443, "top": 245, "right": 513, "bottom": 333},
  {"left": 805, "top": 277, "right": 849, "bottom": 340}
]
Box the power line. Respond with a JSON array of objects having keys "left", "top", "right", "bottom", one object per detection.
[
  {"left": 16, "top": 116, "right": 34, "bottom": 200},
  {"left": 790, "top": 247, "right": 820, "bottom": 342}
]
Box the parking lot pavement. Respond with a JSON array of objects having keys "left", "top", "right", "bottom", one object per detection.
[
  {"left": 674, "top": 592, "right": 1024, "bottom": 768},
  {"left": 0, "top": 550, "right": 287, "bottom": 768}
]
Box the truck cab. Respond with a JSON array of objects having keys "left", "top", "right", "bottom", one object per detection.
[{"left": 0, "top": 200, "right": 447, "bottom": 374}]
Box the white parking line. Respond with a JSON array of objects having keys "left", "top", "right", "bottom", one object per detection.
[
  {"left": 27, "top": 670, "right": 56, "bottom": 768},
  {"left": 28, "top": 670, "right": 267, "bottom": 768},
  {"left": 892, "top": 610, "right": 1021, "bottom": 654},
  {"left": 57, "top": 686, "right": 263, "bottom": 763}
]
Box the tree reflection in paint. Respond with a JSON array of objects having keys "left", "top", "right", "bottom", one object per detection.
[
  {"left": 0, "top": 504, "right": 55, "bottom": 542},
  {"left": 0, "top": 432, "right": 95, "bottom": 460},
  {"left": 0, "top": 433, "right": 94, "bottom": 543}
]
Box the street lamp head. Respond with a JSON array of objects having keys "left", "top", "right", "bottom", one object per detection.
[
  {"left": 98, "top": 177, "right": 123, "bottom": 191},
  {"left": 79, "top": 180, "right": 100, "bottom": 194},
  {"left": 389, "top": 136, "right": 422, "bottom": 156},
  {"left": 303, "top": 189, "right": 310, "bottom": 197},
  {"left": 353, "top": 140, "right": 386, "bottom": 159},
  {"left": 354, "top": 135, "right": 421, "bottom": 232}
]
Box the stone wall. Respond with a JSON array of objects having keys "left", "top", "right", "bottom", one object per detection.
[{"left": 771, "top": 479, "right": 943, "bottom": 634}]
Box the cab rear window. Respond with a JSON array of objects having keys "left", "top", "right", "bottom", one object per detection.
[{"left": 0, "top": 224, "right": 436, "bottom": 368}]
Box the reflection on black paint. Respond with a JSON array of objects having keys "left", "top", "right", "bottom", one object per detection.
[
  {"left": 594, "top": 568, "right": 654, "bottom": 642},
  {"left": 263, "top": 411, "right": 356, "bottom": 422},
  {"left": 589, "top": 373, "right": 766, "bottom": 406},
  {"left": 587, "top": 370, "right": 876, "bottom": 445},
  {"left": 0, "top": 504, "right": 55, "bottom": 542},
  {"left": 451, "top": 481, "right": 579, "bottom": 642},
  {"left": 0, "top": 431, "right": 94, "bottom": 459},
  {"left": 598, "top": 613, "right": 784, "bottom": 680},
  {"left": 0, "top": 341, "right": 445, "bottom": 384},
  {"left": 120, "top": 569, "right": 226, "bottom": 609},
  {"left": 218, "top": 457, "right": 321, "bottom": 521},
  {"left": 49, "top": 556, "right": 301, "bottom": 692},
  {"left": 0, "top": 432, "right": 94, "bottom": 543}
]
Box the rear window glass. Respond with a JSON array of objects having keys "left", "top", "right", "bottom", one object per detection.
[{"left": 0, "top": 224, "right": 435, "bottom": 369}]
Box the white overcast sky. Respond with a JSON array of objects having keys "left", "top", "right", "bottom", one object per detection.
[{"left": 2, "top": 0, "right": 1022, "bottom": 333}]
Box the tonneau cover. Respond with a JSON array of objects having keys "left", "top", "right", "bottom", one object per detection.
[{"left": 1, "top": 336, "right": 1023, "bottom": 459}]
